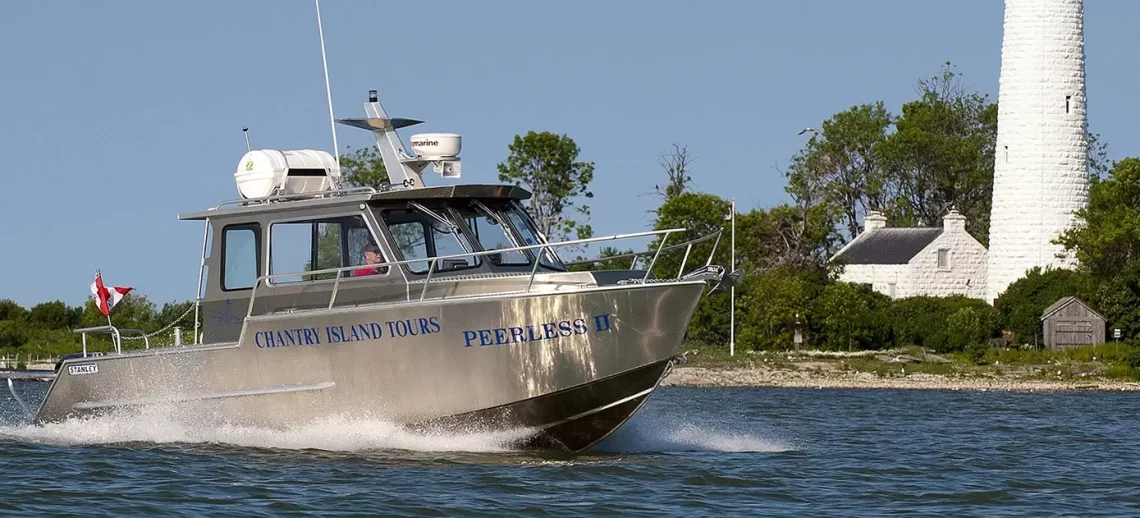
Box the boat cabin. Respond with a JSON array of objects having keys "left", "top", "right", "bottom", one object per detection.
[{"left": 177, "top": 183, "right": 608, "bottom": 344}]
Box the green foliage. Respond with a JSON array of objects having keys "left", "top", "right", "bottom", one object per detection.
[
  {"left": 1056, "top": 158, "right": 1140, "bottom": 281},
  {"left": 1091, "top": 264, "right": 1140, "bottom": 347},
  {"left": 888, "top": 295, "right": 1000, "bottom": 353},
  {"left": 785, "top": 101, "right": 893, "bottom": 241},
  {"left": 736, "top": 267, "right": 826, "bottom": 350},
  {"left": 27, "top": 301, "right": 81, "bottom": 330},
  {"left": 812, "top": 282, "right": 893, "bottom": 351},
  {"left": 497, "top": 131, "right": 595, "bottom": 242},
  {"left": 338, "top": 145, "right": 389, "bottom": 189},
  {"left": 650, "top": 192, "right": 732, "bottom": 279},
  {"left": 877, "top": 62, "right": 998, "bottom": 246},
  {"left": 994, "top": 267, "right": 1095, "bottom": 345},
  {"left": 785, "top": 62, "right": 997, "bottom": 247}
]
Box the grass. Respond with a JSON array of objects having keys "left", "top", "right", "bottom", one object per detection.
[{"left": 677, "top": 340, "right": 1140, "bottom": 382}]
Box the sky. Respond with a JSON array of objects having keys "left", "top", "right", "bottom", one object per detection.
[{"left": 1, "top": 1, "right": 1137, "bottom": 308}]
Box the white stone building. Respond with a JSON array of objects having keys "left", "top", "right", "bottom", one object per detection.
[
  {"left": 986, "top": 0, "right": 1090, "bottom": 303},
  {"left": 831, "top": 210, "right": 988, "bottom": 300}
]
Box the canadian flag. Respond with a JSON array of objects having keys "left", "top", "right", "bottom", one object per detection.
[{"left": 90, "top": 271, "right": 133, "bottom": 317}]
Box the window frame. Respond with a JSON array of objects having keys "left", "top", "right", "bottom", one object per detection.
[
  {"left": 456, "top": 201, "right": 533, "bottom": 267},
  {"left": 220, "top": 223, "right": 262, "bottom": 292},
  {"left": 265, "top": 211, "right": 388, "bottom": 287},
  {"left": 936, "top": 248, "right": 951, "bottom": 271},
  {"left": 376, "top": 205, "right": 484, "bottom": 276}
]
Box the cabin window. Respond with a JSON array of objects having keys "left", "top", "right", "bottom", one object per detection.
[
  {"left": 459, "top": 205, "right": 529, "bottom": 266},
  {"left": 381, "top": 208, "right": 479, "bottom": 274},
  {"left": 503, "top": 202, "right": 565, "bottom": 270},
  {"left": 268, "top": 215, "right": 382, "bottom": 284},
  {"left": 222, "top": 225, "right": 260, "bottom": 290}
]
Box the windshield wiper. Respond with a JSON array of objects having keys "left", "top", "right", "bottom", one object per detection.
[{"left": 408, "top": 201, "right": 458, "bottom": 233}]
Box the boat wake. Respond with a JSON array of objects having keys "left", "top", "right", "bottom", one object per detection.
[
  {"left": 592, "top": 414, "right": 796, "bottom": 453},
  {"left": 0, "top": 406, "right": 535, "bottom": 454}
]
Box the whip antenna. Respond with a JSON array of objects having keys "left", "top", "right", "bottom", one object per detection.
[{"left": 314, "top": 0, "right": 340, "bottom": 166}]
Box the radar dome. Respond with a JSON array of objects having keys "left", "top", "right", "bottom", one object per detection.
[
  {"left": 234, "top": 149, "right": 342, "bottom": 199},
  {"left": 409, "top": 133, "right": 461, "bottom": 160}
]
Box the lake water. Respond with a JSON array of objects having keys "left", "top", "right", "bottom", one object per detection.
[{"left": 1, "top": 382, "right": 1137, "bottom": 516}]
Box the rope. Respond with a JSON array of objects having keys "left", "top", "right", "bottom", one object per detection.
[{"left": 119, "top": 304, "right": 197, "bottom": 340}]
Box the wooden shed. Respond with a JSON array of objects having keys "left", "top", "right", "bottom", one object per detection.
[{"left": 1040, "top": 296, "right": 1106, "bottom": 350}]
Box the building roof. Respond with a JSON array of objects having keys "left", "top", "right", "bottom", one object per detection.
[
  {"left": 1040, "top": 296, "right": 1106, "bottom": 322},
  {"left": 831, "top": 228, "right": 944, "bottom": 265}
]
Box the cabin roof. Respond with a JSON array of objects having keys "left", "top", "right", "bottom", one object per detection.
[
  {"left": 1040, "top": 296, "right": 1106, "bottom": 322},
  {"left": 831, "top": 228, "right": 944, "bottom": 265},
  {"left": 177, "top": 184, "right": 532, "bottom": 221}
]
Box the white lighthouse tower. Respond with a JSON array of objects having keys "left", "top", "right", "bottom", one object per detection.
[{"left": 986, "top": 0, "right": 1090, "bottom": 303}]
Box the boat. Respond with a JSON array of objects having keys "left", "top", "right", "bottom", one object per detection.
[{"left": 26, "top": 90, "right": 737, "bottom": 452}]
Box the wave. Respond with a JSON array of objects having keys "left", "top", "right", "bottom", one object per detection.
[
  {"left": 592, "top": 415, "right": 797, "bottom": 453},
  {"left": 0, "top": 406, "right": 535, "bottom": 453}
]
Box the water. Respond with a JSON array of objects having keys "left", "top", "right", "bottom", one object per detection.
[{"left": 1, "top": 383, "right": 1138, "bottom": 516}]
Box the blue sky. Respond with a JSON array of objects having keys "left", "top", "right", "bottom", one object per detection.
[{"left": 1, "top": 1, "right": 1137, "bottom": 308}]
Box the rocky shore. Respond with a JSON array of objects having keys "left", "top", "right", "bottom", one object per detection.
[{"left": 661, "top": 366, "right": 1140, "bottom": 392}]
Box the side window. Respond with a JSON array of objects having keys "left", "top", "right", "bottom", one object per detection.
[
  {"left": 269, "top": 215, "right": 378, "bottom": 284},
  {"left": 222, "top": 225, "right": 259, "bottom": 290}
]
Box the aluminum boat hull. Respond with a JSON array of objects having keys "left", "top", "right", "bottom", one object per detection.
[{"left": 34, "top": 281, "right": 704, "bottom": 451}]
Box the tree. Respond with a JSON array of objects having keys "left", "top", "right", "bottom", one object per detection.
[
  {"left": 1088, "top": 131, "right": 1111, "bottom": 181},
  {"left": 27, "top": 301, "right": 81, "bottom": 330},
  {"left": 654, "top": 144, "right": 695, "bottom": 201},
  {"left": 785, "top": 102, "right": 893, "bottom": 242},
  {"left": 650, "top": 192, "right": 732, "bottom": 280},
  {"left": 497, "top": 131, "right": 595, "bottom": 242},
  {"left": 993, "top": 267, "right": 1094, "bottom": 345},
  {"left": 877, "top": 62, "right": 998, "bottom": 245},
  {"left": 0, "top": 300, "right": 27, "bottom": 322},
  {"left": 338, "top": 145, "right": 389, "bottom": 189},
  {"left": 1055, "top": 158, "right": 1140, "bottom": 281}
]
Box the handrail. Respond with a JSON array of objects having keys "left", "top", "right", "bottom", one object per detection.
[
  {"left": 246, "top": 227, "right": 690, "bottom": 318},
  {"left": 73, "top": 326, "right": 151, "bottom": 356},
  {"left": 563, "top": 228, "right": 724, "bottom": 268},
  {"left": 212, "top": 186, "right": 378, "bottom": 211}
]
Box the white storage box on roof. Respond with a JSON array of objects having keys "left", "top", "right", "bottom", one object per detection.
[{"left": 234, "top": 149, "right": 342, "bottom": 199}]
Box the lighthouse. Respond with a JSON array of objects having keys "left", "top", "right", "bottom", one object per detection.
[{"left": 985, "top": 0, "right": 1090, "bottom": 303}]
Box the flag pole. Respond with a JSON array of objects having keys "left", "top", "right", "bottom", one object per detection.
[{"left": 730, "top": 198, "right": 736, "bottom": 358}]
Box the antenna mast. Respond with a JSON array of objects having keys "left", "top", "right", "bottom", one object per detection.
[{"left": 314, "top": 0, "right": 340, "bottom": 166}]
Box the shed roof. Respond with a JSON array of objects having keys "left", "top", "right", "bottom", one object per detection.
[
  {"left": 831, "top": 228, "right": 944, "bottom": 265},
  {"left": 1040, "top": 296, "right": 1107, "bottom": 322}
]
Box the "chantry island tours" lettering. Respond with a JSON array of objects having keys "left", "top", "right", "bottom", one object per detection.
[{"left": 253, "top": 316, "right": 441, "bottom": 348}]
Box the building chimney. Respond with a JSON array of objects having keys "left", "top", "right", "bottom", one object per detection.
[
  {"left": 863, "top": 211, "right": 887, "bottom": 234},
  {"left": 943, "top": 208, "right": 967, "bottom": 233}
]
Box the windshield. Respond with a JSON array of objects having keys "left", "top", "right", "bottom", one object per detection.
[
  {"left": 503, "top": 202, "right": 565, "bottom": 270},
  {"left": 458, "top": 203, "right": 530, "bottom": 266},
  {"left": 380, "top": 207, "right": 480, "bottom": 274}
]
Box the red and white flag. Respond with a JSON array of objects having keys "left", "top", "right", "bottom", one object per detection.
[
  {"left": 90, "top": 271, "right": 133, "bottom": 317},
  {"left": 724, "top": 200, "right": 735, "bottom": 221}
]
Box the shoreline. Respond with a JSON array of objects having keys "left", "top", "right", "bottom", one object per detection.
[{"left": 661, "top": 366, "right": 1140, "bottom": 392}]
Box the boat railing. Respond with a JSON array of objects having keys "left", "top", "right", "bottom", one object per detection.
[
  {"left": 562, "top": 228, "right": 724, "bottom": 277},
  {"left": 73, "top": 326, "right": 151, "bottom": 356},
  {"left": 212, "top": 186, "right": 378, "bottom": 211},
  {"left": 244, "top": 226, "right": 722, "bottom": 318}
]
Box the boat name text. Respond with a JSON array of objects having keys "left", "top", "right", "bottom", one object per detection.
[{"left": 462, "top": 313, "right": 613, "bottom": 347}]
